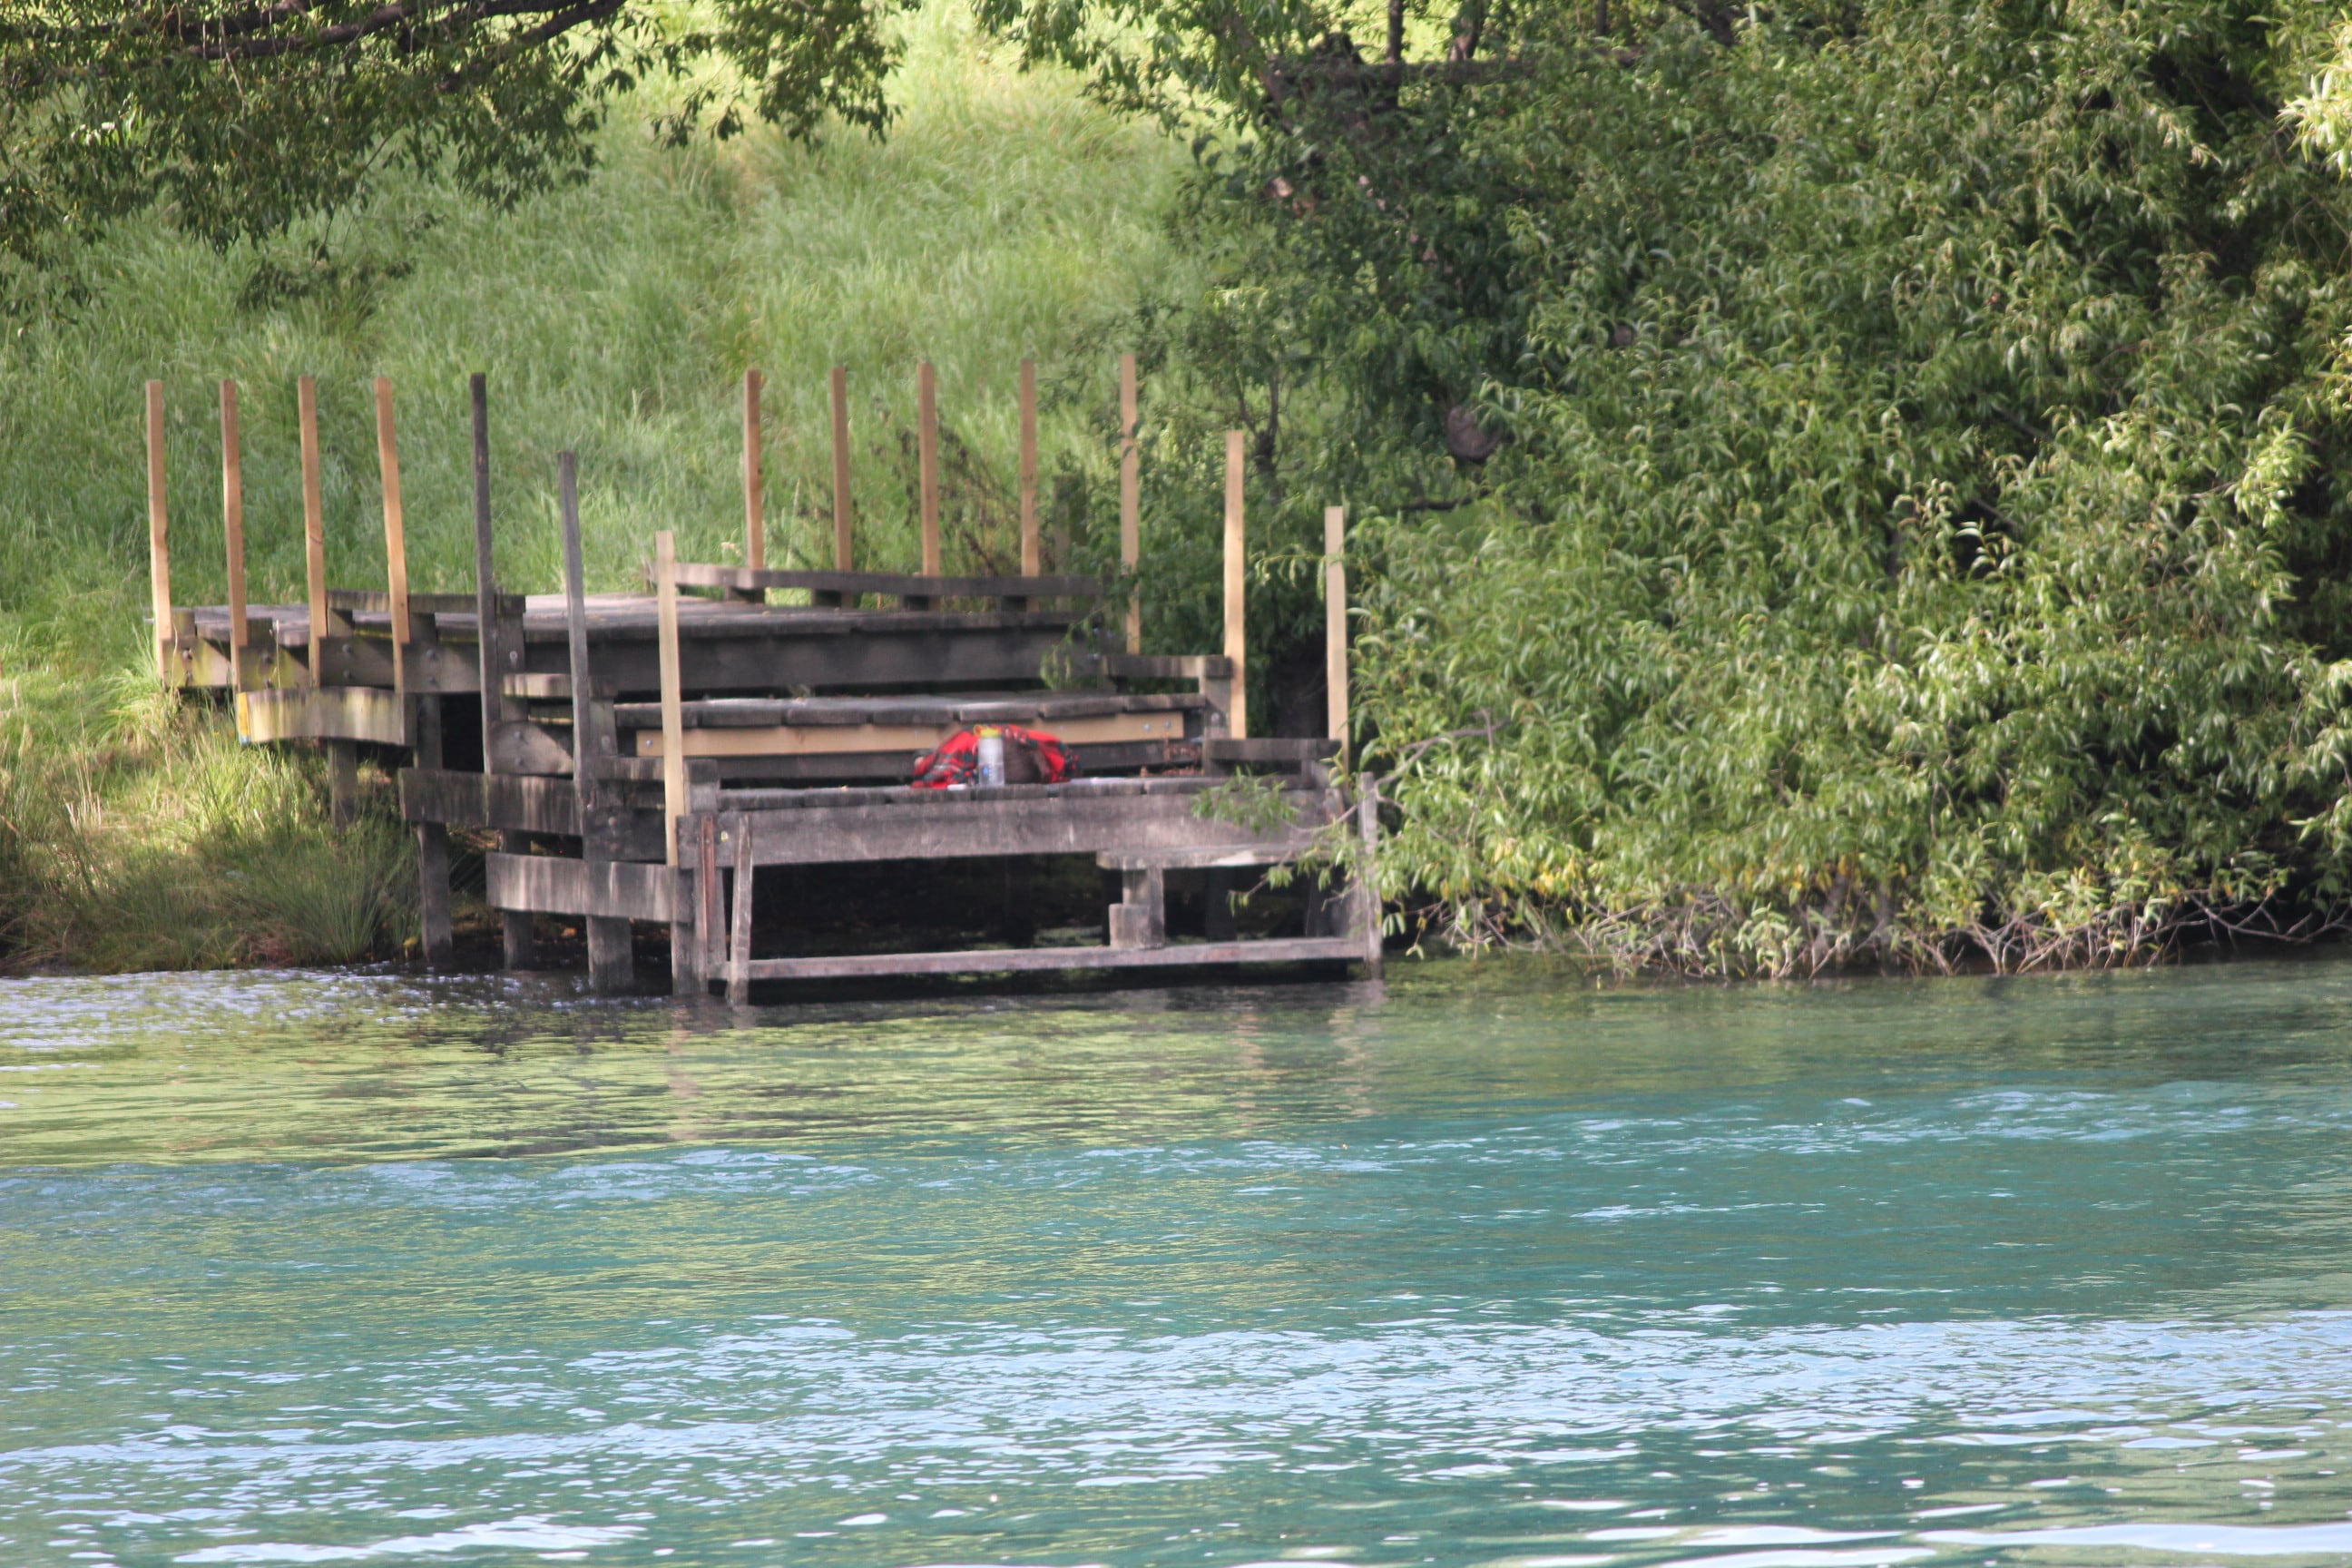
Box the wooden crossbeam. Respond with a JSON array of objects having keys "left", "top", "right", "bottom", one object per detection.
[{"left": 665, "top": 563, "right": 1100, "bottom": 602}]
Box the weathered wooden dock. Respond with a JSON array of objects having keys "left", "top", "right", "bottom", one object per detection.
[{"left": 143, "top": 365, "right": 1380, "bottom": 995}]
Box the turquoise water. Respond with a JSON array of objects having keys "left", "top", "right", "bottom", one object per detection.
[{"left": 5, "top": 958, "right": 2352, "bottom": 1568}]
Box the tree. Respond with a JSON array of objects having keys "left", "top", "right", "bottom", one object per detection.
[{"left": 0, "top": 0, "right": 906, "bottom": 279}]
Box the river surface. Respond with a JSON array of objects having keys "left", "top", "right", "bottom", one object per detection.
[{"left": 5, "top": 957, "right": 2352, "bottom": 1568}]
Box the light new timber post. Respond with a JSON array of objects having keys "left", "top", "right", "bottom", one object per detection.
[
  {"left": 298, "top": 376, "right": 328, "bottom": 689},
  {"left": 474, "top": 373, "right": 534, "bottom": 970},
  {"left": 145, "top": 381, "right": 173, "bottom": 683},
  {"left": 916, "top": 361, "right": 942, "bottom": 583},
  {"left": 1224, "top": 430, "right": 1248, "bottom": 740},
  {"left": 1120, "top": 353, "right": 1141, "bottom": 653},
  {"left": 1018, "top": 358, "right": 1040, "bottom": 581},
  {"left": 654, "top": 528, "right": 698, "bottom": 995},
  {"left": 829, "top": 366, "right": 854, "bottom": 578},
  {"left": 219, "top": 380, "right": 250, "bottom": 696},
  {"left": 1326, "top": 505, "right": 1348, "bottom": 762},
  {"left": 739, "top": 369, "right": 766, "bottom": 601},
  {"left": 374, "top": 377, "right": 413, "bottom": 705},
  {"left": 563, "top": 452, "right": 633, "bottom": 993}
]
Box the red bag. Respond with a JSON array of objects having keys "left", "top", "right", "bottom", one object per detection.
[{"left": 912, "top": 725, "right": 1078, "bottom": 789}]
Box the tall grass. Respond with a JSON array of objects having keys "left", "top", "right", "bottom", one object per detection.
[{"left": 0, "top": 5, "right": 1192, "bottom": 971}]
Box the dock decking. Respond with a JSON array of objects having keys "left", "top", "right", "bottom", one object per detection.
[{"left": 145, "top": 366, "right": 1377, "bottom": 995}]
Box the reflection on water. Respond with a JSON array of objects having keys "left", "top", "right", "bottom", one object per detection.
[{"left": 3, "top": 958, "right": 2351, "bottom": 1568}]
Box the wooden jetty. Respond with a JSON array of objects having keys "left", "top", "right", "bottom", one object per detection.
[{"left": 143, "top": 364, "right": 1381, "bottom": 995}]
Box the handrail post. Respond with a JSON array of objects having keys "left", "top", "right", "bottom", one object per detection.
[
  {"left": 830, "top": 365, "right": 854, "bottom": 576},
  {"left": 741, "top": 369, "right": 766, "bottom": 597},
  {"left": 298, "top": 376, "right": 328, "bottom": 689},
  {"left": 145, "top": 381, "right": 174, "bottom": 683},
  {"left": 1326, "top": 505, "right": 1348, "bottom": 764},
  {"left": 1120, "top": 353, "right": 1141, "bottom": 653},
  {"left": 1224, "top": 429, "right": 1247, "bottom": 740},
  {"left": 1018, "top": 358, "right": 1039, "bottom": 579},
  {"left": 220, "top": 379, "right": 250, "bottom": 695}
]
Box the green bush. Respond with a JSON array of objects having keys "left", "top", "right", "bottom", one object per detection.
[{"left": 1318, "top": 0, "right": 2352, "bottom": 972}]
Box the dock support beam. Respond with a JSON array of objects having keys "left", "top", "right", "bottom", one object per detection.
[
  {"left": 560, "top": 451, "right": 634, "bottom": 994},
  {"left": 474, "top": 374, "right": 535, "bottom": 971},
  {"left": 1109, "top": 865, "right": 1166, "bottom": 950}
]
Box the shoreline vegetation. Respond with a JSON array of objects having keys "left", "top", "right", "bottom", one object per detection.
[{"left": 14, "top": 0, "right": 2352, "bottom": 979}]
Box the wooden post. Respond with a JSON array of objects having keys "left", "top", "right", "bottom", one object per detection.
[
  {"left": 728, "top": 816, "right": 755, "bottom": 1006},
  {"left": 655, "top": 531, "right": 687, "bottom": 868},
  {"left": 413, "top": 692, "right": 455, "bottom": 965},
  {"left": 917, "top": 361, "right": 941, "bottom": 576},
  {"left": 742, "top": 368, "right": 766, "bottom": 573},
  {"left": 1224, "top": 429, "right": 1247, "bottom": 740},
  {"left": 1357, "top": 780, "right": 1384, "bottom": 978},
  {"left": 1018, "top": 358, "right": 1040, "bottom": 578},
  {"left": 374, "top": 377, "right": 411, "bottom": 701},
  {"left": 563, "top": 451, "right": 632, "bottom": 994},
  {"left": 1326, "top": 505, "right": 1348, "bottom": 761},
  {"left": 473, "top": 374, "right": 534, "bottom": 971},
  {"left": 830, "top": 366, "right": 854, "bottom": 573},
  {"left": 145, "top": 381, "right": 174, "bottom": 683},
  {"left": 655, "top": 529, "right": 696, "bottom": 994},
  {"left": 470, "top": 374, "right": 502, "bottom": 769},
  {"left": 220, "top": 379, "right": 250, "bottom": 692},
  {"left": 1120, "top": 353, "right": 1141, "bottom": 653},
  {"left": 299, "top": 376, "right": 328, "bottom": 689}
]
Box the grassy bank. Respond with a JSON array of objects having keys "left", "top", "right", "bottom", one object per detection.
[{"left": 0, "top": 5, "right": 1193, "bottom": 971}]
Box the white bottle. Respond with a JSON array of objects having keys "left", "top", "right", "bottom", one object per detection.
[{"left": 976, "top": 732, "right": 1006, "bottom": 787}]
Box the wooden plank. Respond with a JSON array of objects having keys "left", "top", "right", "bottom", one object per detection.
[
  {"left": 732, "top": 786, "right": 1338, "bottom": 867},
  {"left": 1092, "top": 652, "right": 1232, "bottom": 681},
  {"left": 633, "top": 709, "right": 1190, "bottom": 760},
  {"left": 918, "top": 360, "right": 941, "bottom": 576},
  {"left": 655, "top": 529, "right": 687, "bottom": 867},
  {"left": 740, "top": 936, "right": 1364, "bottom": 983},
  {"left": 667, "top": 563, "right": 1101, "bottom": 602},
  {"left": 612, "top": 690, "right": 1203, "bottom": 728},
  {"left": 1203, "top": 737, "right": 1339, "bottom": 765},
  {"left": 299, "top": 375, "right": 328, "bottom": 689},
  {"left": 329, "top": 588, "right": 527, "bottom": 617},
  {"left": 1326, "top": 504, "right": 1348, "bottom": 760},
  {"left": 238, "top": 685, "right": 407, "bottom": 746},
  {"left": 1357, "top": 781, "right": 1383, "bottom": 976},
  {"left": 830, "top": 365, "right": 854, "bottom": 574},
  {"left": 1097, "top": 844, "right": 1308, "bottom": 870},
  {"left": 1224, "top": 428, "right": 1247, "bottom": 739},
  {"left": 398, "top": 768, "right": 585, "bottom": 838},
  {"left": 485, "top": 852, "right": 691, "bottom": 921},
  {"left": 145, "top": 380, "right": 174, "bottom": 683},
  {"left": 1120, "top": 352, "right": 1140, "bottom": 653},
  {"left": 490, "top": 720, "right": 573, "bottom": 775},
  {"left": 1019, "top": 357, "right": 1040, "bottom": 578},
  {"left": 664, "top": 739, "right": 1197, "bottom": 785},
  {"left": 374, "top": 377, "right": 411, "bottom": 695},
  {"left": 743, "top": 368, "right": 766, "bottom": 573},
  {"left": 220, "top": 378, "right": 250, "bottom": 692}
]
